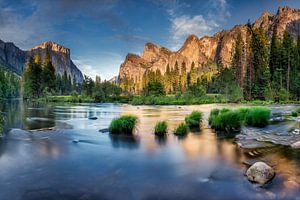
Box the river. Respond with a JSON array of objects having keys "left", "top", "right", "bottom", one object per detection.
[{"left": 0, "top": 101, "right": 299, "bottom": 200}]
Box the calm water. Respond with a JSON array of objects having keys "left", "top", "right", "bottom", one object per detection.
[{"left": 0, "top": 101, "right": 299, "bottom": 200}]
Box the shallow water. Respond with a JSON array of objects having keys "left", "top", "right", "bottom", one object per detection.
[{"left": 0, "top": 101, "right": 299, "bottom": 200}]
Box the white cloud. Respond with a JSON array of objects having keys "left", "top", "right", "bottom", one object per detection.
[
  {"left": 73, "top": 52, "right": 123, "bottom": 80},
  {"left": 168, "top": 0, "right": 230, "bottom": 50},
  {"left": 170, "top": 15, "right": 218, "bottom": 49}
]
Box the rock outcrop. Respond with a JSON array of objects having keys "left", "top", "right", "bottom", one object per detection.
[
  {"left": 118, "top": 6, "right": 300, "bottom": 92},
  {"left": 29, "top": 41, "right": 83, "bottom": 83},
  {"left": 0, "top": 40, "right": 83, "bottom": 83}
]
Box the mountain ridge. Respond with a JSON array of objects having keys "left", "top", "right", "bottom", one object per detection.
[
  {"left": 0, "top": 40, "right": 84, "bottom": 83},
  {"left": 118, "top": 6, "right": 300, "bottom": 93}
]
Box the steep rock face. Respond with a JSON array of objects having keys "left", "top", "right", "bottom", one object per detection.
[
  {"left": 0, "top": 40, "right": 27, "bottom": 74},
  {"left": 0, "top": 40, "right": 83, "bottom": 83},
  {"left": 118, "top": 6, "right": 300, "bottom": 91},
  {"left": 29, "top": 41, "right": 83, "bottom": 83}
]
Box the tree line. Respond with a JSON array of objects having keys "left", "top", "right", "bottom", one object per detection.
[
  {"left": 121, "top": 23, "right": 300, "bottom": 102},
  {"left": 22, "top": 50, "right": 122, "bottom": 101},
  {"left": 0, "top": 66, "right": 20, "bottom": 99}
]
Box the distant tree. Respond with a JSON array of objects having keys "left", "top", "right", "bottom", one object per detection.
[
  {"left": 42, "top": 49, "right": 56, "bottom": 93},
  {"left": 143, "top": 80, "right": 165, "bottom": 96}
]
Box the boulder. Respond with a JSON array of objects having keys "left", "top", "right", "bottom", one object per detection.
[
  {"left": 291, "top": 141, "right": 300, "bottom": 149},
  {"left": 246, "top": 162, "right": 275, "bottom": 185}
]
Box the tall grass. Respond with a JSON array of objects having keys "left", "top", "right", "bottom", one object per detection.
[
  {"left": 209, "top": 106, "right": 271, "bottom": 133},
  {"left": 174, "top": 123, "right": 188, "bottom": 136},
  {"left": 154, "top": 121, "right": 168, "bottom": 136},
  {"left": 109, "top": 115, "right": 138, "bottom": 134},
  {"left": 245, "top": 107, "right": 271, "bottom": 127},
  {"left": 185, "top": 111, "right": 203, "bottom": 128}
]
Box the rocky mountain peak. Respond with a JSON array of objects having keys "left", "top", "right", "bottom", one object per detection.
[
  {"left": 118, "top": 6, "right": 300, "bottom": 93},
  {"left": 31, "top": 41, "right": 70, "bottom": 55}
]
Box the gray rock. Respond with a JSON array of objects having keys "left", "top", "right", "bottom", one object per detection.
[
  {"left": 246, "top": 162, "right": 275, "bottom": 185},
  {"left": 291, "top": 141, "right": 300, "bottom": 149}
]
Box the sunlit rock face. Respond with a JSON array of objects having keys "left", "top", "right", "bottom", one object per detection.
[
  {"left": 118, "top": 6, "right": 300, "bottom": 92},
  {"left": 0, "top": 40, "right": 83, "bottom": 83},
  {"left": 29, "top": 41, "right": 83, "bottom": 83}
]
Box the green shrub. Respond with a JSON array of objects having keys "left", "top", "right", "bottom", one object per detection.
[
  {"left": 185, "top": 111, "right": 203, "bottom": 128},
  {"left": 0, "top": 113, "right": 5, "bottom": 136},
  {"left": 174, "top": 123, "right": 188, "bottom": 136},
  {"left": 154, "top": 121, "right": 168, "bottom": 136},
  {"left": 291, "top": 111, "right": 298, "bottom": 117},
  {"left": 109, "top": 115, "right": 138, "bottom": 134},
  {"left": 245, "top": 107, "right": 271, "bottom": 127},
  {"left": 296, "top": 108, "right": 300, "bottom": 113}
]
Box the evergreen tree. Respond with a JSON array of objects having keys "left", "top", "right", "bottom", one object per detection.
[
  {"left": 250, "top": 27, "right": 270, "bottom": 100},
  {"left": 232, "top": 32, "right": 245, "bottom": 87},
  {"left": 42, "top": 49, "right": 56, "bottom": 93},
  {"left": 180, "top": 61, "right": 187, "bottom": 92}
]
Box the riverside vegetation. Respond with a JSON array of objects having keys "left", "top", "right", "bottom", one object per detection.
[
  {"left": 209, "top": 107, "right": 271, "bottom": 133},
  {"left": 18, "top": 26, "right": 300, "bottom": 105},
  {"left": 154, "top": 121, "right": 168, "bottom": 136}
]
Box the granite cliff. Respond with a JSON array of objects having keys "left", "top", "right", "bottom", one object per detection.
[
  {"left": 118, "top": 6, "right": 300, "bottom": 92},
  {"left": 0, "top": 40, "right": 83, "bottom": 83}
]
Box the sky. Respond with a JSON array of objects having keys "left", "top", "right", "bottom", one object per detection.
[{"left": 1, "top": 0, "right": 300, "bottom": 80}]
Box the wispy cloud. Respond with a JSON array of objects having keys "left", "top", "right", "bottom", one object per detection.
[
  {"left": 0, "top": 0, "right": 123, "bottom": 48},
  {"left": 166, "top": 0, "right": 231, "bottom": 50},
  {"left": 73, "top": 52, "right": 123, "bottom": 80}
]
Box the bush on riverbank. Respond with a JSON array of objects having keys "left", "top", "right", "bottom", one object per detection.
[
  {"left": 209, "top": 107, "right": 271, "bottom": 133},
  {"left": 109, "top": 115, "right": 137, "bottom": 134},
  {"left": 154, "top": 121, "right": 168, "bottom": 136},
  {"left": 0, "top": 113, "right": 5, "bottom": 135},
  {"left": 174, "top": 123, "right": 188, "bottom": 136},
  {"left": 185, "top": 111, "right": 203, "bottom": 128},
  {"left": 130, "top": 94, "right": 226, "bottom": 105}
]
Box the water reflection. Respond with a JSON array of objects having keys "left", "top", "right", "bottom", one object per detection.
[
  {"left": 109, "top": 134, "right": 140, "bottom": 149},
  {"left": 0, "top": 102, "right": 299, "bottom": 199}
]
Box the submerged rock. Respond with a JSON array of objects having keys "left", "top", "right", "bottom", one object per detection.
[
  {"left": 291, "top": 141, "right": 300, "bottom": 149},
  {"left": 246, "top": 162, "right": 275, "bottom": 185}
]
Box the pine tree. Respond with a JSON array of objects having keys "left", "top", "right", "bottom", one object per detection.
[
  {"left": 281, "top": 31, "right": 294, "bottom": 93},
  {"left": 232, "top": 32, "right": 245, "bottom": 87},
  {"left": 42, "top": 49, "right": 56, "bottom": 93},
  {"left": 189, "top": 61, "right": 197, "bottom": 85},
  {"left": 250, "top": 27, "right": 270, "bottom": 100},
  {"left": 180, "top": 61, "right": 187, "bottom": 92}
]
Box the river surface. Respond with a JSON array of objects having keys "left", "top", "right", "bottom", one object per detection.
[{"left": 0, "top": 101, "right": 299, "bottom": 200}]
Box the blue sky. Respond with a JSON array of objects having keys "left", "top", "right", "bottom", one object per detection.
[{"left": 0, "top": 0, "right": 300, "bottom": 80}]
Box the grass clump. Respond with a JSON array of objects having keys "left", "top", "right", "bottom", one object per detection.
[
  {"left": 154, "top": 121, "right": 168, "bottom": 136},
  {"left": 291, "top": 111, "right": 298, "bottom": 117},
  {"left": 174, "top": 123, "right": 188, "bottom": 136},
  {"left": 109, "top": 115, "right": 138, "bottom": 134},
  {"left": 245, "top": 107, "right": 271, "bottom": 127},
  {"left": 185, "top": 111, "right": 203, "bottom": 128},
  {"left": 209, "top": 106, "right": 271, "bottom": 133},
  {"left": 209, "top": 108, "right": 243, "bottom": 132}
]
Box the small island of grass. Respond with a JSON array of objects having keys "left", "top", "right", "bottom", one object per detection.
[{"left": 108, "top": 115, "right": 138, "bottom": 135}]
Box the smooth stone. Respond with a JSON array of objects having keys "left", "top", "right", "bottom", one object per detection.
[
  {"left": 72, "top": 139, "right": 79, "bottom": 143},
  {"left": 246, "top": 162, "right": 275, "bottom": 185},
  {"left": 88, "top": 117, "right": 98, "bottom": 120},
  {"left": 291, "top": 141, "right": 300, "bottom": 149}
]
